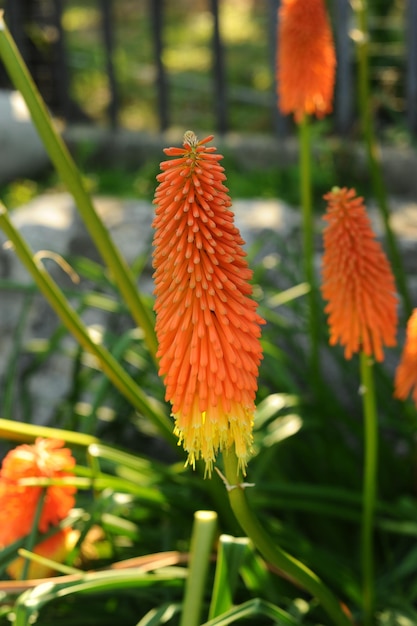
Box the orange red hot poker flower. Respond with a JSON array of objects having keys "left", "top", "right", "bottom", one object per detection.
[
  {"left": 321, "top": 187, "right": 397, "bottom": 362},
  {"left": 277, "top": 0, "right": 336, "bottom": 122},
  {"left": 0, "top": 437, "right": 77, "bottom": 579},
  {"left": 152, "top": 131, "right": 264, "bottom": 475},
  {"left": 394, "top": 309, "right": 417, "bottom": 407},
  {"left": 0, "top": 438, "right": 76, "bottom": 546}
]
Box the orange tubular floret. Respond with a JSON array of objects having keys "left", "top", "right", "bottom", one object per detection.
[
  {"left": 153, "top": 132, "right": 264, "bottom": 475},
  {"left": 321, "top": 187, "right": 397, "bottom": 362}
]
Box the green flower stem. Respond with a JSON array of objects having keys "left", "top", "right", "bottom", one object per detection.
[
  {"left": 299, "top": 115, "right": 320, "bottom": 382},
  {"left": 223, "top": 451, "right": 353, "bottom": 626},
  {"left": 0, "top": 13, "right": 158, "bottom": 359},
  {"left": 360, "top": 352, "right": 378, "bottom": 626},
  {"left": 354, "top": 2, "right": 411, "bottom": 318},
  {"left": 0, "top": 206, "right": 175, "bottom": 447},
  {"left": 180, "top": 511, "right": 218, "bottom": 626}
]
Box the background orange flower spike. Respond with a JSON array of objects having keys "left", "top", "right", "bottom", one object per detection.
[
  {"left": 277, "top": 0, "right": 336, "bottom": 122},
  {"left": 152, "top": 131, "right": 264, "bottom": 476},
  {"left": 321, "top": 187, "right": 397, "bottom": 362},
  {"left": 0, "top": 438, "right": 76, "bottom": 547},
  {"left": 394, "top": 309, "right": 417, "bottom": 406}
]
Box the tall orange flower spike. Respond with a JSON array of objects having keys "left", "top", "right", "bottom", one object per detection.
[
  {"left": 321, "top": 187, "right": 397, "bottom": 362},
  {"left": 153, "top": 131, "right": 264, "bottom": 476},
  {"left": 0, "top": 438, "right": 76, "bottom": 547},
  {"left": 277, "top": 0, "right": 336, "bottom": 122},
  {"left": 394, "top": 309, "right": 417, "bottom": 406}
]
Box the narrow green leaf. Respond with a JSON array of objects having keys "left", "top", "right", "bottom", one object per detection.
[
  {"left": 0, "top": 417, "right": 98, "bottom": 448},
  {"left": 136, "top": 602, "right": 182, "bottom": 626},
  {"left": 202, "top": 598, "right": 299, "bottom": 626},
  {"left": 208, "top": 535, "right": 251, "bottom": 619},
  {"left": 14, "top": 569, "right": 186, "bottom": 626}
]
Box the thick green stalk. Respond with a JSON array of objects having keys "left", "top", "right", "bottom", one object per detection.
[
  {"left": 180, "top": 511, "right": 218, "bottom": 626},
  {"left": 0, "top": 206, "right": 175, "bottom": 446},
  {"left": 354, "top": 2, "right": 411, "bottom": 317},
  {"left": 0, "top": 13, "right": 158, "bottom": 359},
  {"left": 299, "top": 115, "right": 320, "bottom": 382},
  {"left": 223, "top": 451, "right": 353, "bottom": 626},
  {"left": 360, "top": 352, "right": 378, "bottom": 626}
]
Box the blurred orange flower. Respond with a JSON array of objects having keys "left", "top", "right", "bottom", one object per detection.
[
  {"left": 7, "top": 528, "right": 79, "bottom": 580},
  {"left": 321, "top": 187, "right": 397, "bottom": 361},
  {"left": 277, "top": 0, "right": 336, "bottom": 122},
  {"left": 394, "top": 309, "right": 417, "bottom": 406},
  {"left": 0, "top": 438, "right": 76, "bottom": 547},
  {"left": 153, "top": 131, "right": 264, "bottom": 475}
]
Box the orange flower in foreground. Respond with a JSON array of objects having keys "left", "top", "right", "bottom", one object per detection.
[
  {"left": 394, "top": 309, "right": 417, "bottom": 406},
  {"left": 0, "top": 438, "right": 76, "bottom": 547},
  {"left": 277, "top": 0, "right": 336, "bottom": 122},
  {"left": 7, "top": 528, "right": 79, "bottom": 580},
  {"left": 152, "top": 131, "right": 264, "bottom": 475},
  {"left": 321, "top": 187, "right": 397, "bottom": 361}
]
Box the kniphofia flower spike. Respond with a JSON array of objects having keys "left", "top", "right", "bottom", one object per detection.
[
  {"left": 321, "top": 187, "right": 397, "bottom": 362},
  {"left": 0, "top": 438, "right": 76, "bottom": 547},
  {"left": 153, "top": 131, "right": 264, "bottom": 476},
  {"left": 394, "top": 309, "right": 417, "bottom": 406},
  {"left": 277, "top": 0, "right": 336, "bottom": 122},
  {"left": 0, "top": 437, "right": 77, "bottom": 579}
]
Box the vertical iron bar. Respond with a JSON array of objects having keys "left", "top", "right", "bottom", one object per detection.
[
  {"left": 210, "top": 0, "right": 227, "bottom": 134},
  {"left": 406, "top": 0, "right": 417, "bottom": 136},
  {"left": 52, "top": 0, "right": 72, "bottom": 120},
  {"left": 149, "top": 0, "right": 168, "bottom": 131},
  {"left": 100, "top": 0, "right": 119, "bottom": 129},
  {"left": 333, "top": 0, "right": 353, "bottom": 135},
  {"left": 4, "top": 0, "right": 25, "bottom": 54},
  {"left": 269, "top": 0, "right": 288, "bottom": 137},
  {"left": 1, "top": 0, "right": 22, "bottom": 86}
]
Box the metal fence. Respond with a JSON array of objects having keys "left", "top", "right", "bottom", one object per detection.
[{"left": 0, "top": 0, "right": 416, "bottom": 136}]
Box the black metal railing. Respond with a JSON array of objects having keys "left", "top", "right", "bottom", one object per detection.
[{"left": 0, "top": 0, "right": 416, "bottom": 137}]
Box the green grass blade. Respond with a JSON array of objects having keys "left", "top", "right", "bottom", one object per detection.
[
  {"left": 136, "top": 603, "right": 182, "bottom": 626},
  {"left": 240, "top": 546, "right": 286, "bottom": 602},
  {"left": 208, "top": 535, "right": 251, "bottom": 620},
  {"left": 16, "top": 474, "right": 167, "bottom": 503},
  {"left": 202, "top": 598, "right": 299, "bottom": 626},
  {"left": 13, "top": 569, "right": 187, "bottom": 626},
  {"left": 0, "top": 417, "right": 98, "bottom": 447},
  {"left": 17, "top": 548, "right": 83, "bottom": 577}
]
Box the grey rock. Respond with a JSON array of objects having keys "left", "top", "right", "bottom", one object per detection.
[{"left": 0, "top": 90, "right": 50, "bottom": 184}]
